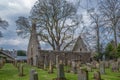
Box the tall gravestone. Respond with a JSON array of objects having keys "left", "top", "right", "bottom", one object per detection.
[
  {"left": 54, "top": 63, "right": 66, "bottom": 80},
  {"left": 0, "top": 60, "right": 3, "bottom": 69},
  {"left": 56, "top": 55, "right": 59, "bottom": 68},
  {"left": 48, "top": 60, "right": 53, "bottom": 73},
  {"left": 78, "top": 67, "right": 88, "bottom": 80},
  {"left": 71, "top": 60, "right": 77, "bottom": 74},
  {"left": 19, "top": 64, "right": 24, "bottom": 77},
  {"left": 99, "top": 61, "right": 105, "bottom": 74},
  {"left": 117, "top": 58, "right": 120, "bottom": 68},
  {"left": 44, "top": 55, "right": 47, "bottom": 70}
]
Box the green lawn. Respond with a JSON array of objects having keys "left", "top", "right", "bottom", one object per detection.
[{"left": 0, "top": 63, "right": 120, "bottom": 80}]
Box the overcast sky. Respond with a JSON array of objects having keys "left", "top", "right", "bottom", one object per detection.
[
  {"left": 0, "top": 0, "right": 37, "bottom": 50},
  {"left": 0, "top": 0, "right": 97, "bottom": 51}
]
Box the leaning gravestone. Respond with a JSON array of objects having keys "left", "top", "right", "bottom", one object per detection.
[
  {"left": 78, "top": 67, "right": 88, "bottom": 80},
  {"left": 99, "top": 61, "right": 105, "bottom": 74},
  {"left": 93, "top": 71, "right": 101, "bottom": 80}
]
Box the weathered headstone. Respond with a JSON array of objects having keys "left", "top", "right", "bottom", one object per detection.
[
  {"left": 93, "top": 71, "right": 101, "bottom": 80},
  {"left": 105, "top": 61, "right": 109, "bottom": 68},
  {"left": 30, "top": 69, "right": 36, "bottom": 80},
  {"left": 77, "top": 61, "right": 81, "bottom": 68},
  {"left": 96, "top": 63, "right": 99, "bottom": 69},
  {"left": 91, "top": 61, "right": 97, "bottom": 69},
  {"left": 111, "top": 62, "right": 119, "bottom": 72},
  {"left": 44, "top": 55, "right": 47, "bottom": 70},
  {"left": 67, "top": 60, "right": 71, "bottom": 66},
  {"left": 19, "top": 64, "right": 24, "bottom": 76},
  {"left": 17, "top": 63, "right": 20, "bottom": 72},
  {"left": 0, "top": 60, "right": 3, "bottom": 69},
  {"left": 48, "top": 60, "right": 53, "bottom": 73},
  {"left": 71, "top": 60, "right": 77, "bottom": 74},
  {"left": 117, "top": 58, "right": 120, "bottom": 68},
  {"left": 86, "top": 63, "right": 92, "bottom": 72},
  {"left": 14, "top": 60, "right": 17, "bottom": 67},
  {"left": 56, "top": 55, "right": 59, "bottom": 68},
  {"left": 57, "top": 64, "right": 65, "bottom": 79},
  {"left": 30, "top": 69, "right": 38, "bottom": 80},
  {"left": 33, "top": 72, "right": 38, "bottom": 80},
  {"left": 54, "top": 63, "right": 66, "bottom": 80},
  {"left": 99, "top": 61, "right": 105, "bottom": 74},
  {"left": 78, "top": 67, "right": 88, "bottom": 80}
]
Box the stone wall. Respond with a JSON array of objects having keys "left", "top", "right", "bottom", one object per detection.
[{"left": 35, "top": 50, "right": 91, "bottom": 68}]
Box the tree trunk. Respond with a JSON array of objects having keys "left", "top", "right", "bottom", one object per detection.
[{"left": 113, "top": 27, "right": 117, "bottom": 48}]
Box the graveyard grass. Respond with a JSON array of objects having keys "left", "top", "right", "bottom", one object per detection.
[{"left": 0, "top": 63, "right": 120, "bottom": 80}]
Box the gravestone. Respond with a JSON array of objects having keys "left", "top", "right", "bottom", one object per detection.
[
  {"left": 96, "top": 63, "right": 99, "bottom": 69},
  {"left": 67, "top": 60, "right": 71, "bottom": 66},
  {"left": 48, "top": 60, "right": 54, "bottom": 73},
  {"left": 57, "top": 63, "right": 65, "bottom": 79},
  {"left": 30, "top": 69, "right": 36, "bottom": 80},
  {"left": 56, "top": 55, "right": 59, "bottom": 68},
  {"left": 78, "top": 67, "right": 88, "bottom": 80},
  {"left": 117, "top": 58, "right": 120, "bottom": 68},
  {"left": 91, "top": 61, "right": 97, "bottom": 69},
  {"left": 86, "top": 63, "right": 92, "bottom": 72},
  {"left": 77, "top": 61, "right": 81, "bottom": 68},
  {"left": 44, "top": 55, "right": 47, "bottom": 70},
  {"left": 71, "top": 60, "right": 77, "bottom": 74},
  {"left": 0, "top": 60, "right": 3, "bottom": 69},
  {"left": 111, "top": 62, "right": 119, "bottom": 72},
  {"left": 93, "top": 71, "right": 101, "bottom": 80},
  {"left": 17, "top": 63, "right": 20, "bottom": 72},
  {"left": 99, "top": 61, "right": 105, "bottom": 74},
  {"left": 0, "top": 59, "right": 4, "bottom": 69},
  {"left": 105, "top": 61, "right": 109, "bottom": 68},
  {"left": 19, "top": 64, "right": 24, "bottom": 76},
  {"left": 14, "top": 60, "right": 17, "bottom": 67},
  {"left": 54, "top": 63, "right": 66, "bottom": 80},
  {"left": 33, "top": 72, "right": 38, "bottom": 80},
  {"left": 30, "top": 69, "right": 38, "bottom": 80}
]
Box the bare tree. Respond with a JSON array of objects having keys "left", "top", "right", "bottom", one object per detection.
[
  {"left": 88, "top": 10, "right": 105, "bottom": 53},
  {"left": 0, "top": 18, "right": 8, "bottom": 37},
  {"left": 29, "top": 0, "right": 80, "bottom": 51},
  {"left": 16, "top": 17, "right": 31, "bottom": 38},
  {"left": 99, "top": 0, "right": 120, "bottom": 48}
]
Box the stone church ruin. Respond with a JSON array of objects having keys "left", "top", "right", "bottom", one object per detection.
[{"left": 27, "top": 22, "right": 91, "bottom": 68}]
